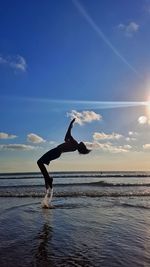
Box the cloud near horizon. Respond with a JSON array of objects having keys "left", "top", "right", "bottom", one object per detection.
[
  {"left": 85, "top": 130, "right": 132, "bottom": 153},
  {"left": 27, "top": 133, "right": 46, "bottom": 144},
  {"left": 126, "top": 131, "right": 138, "bottom": 142},
  {"left": 93, "top": 132, "right": 122, "bottom": 140},
  {"left": 128, "top": 131, "right": 138, "bottom": 136},
  {"left": 0, "top": 132, "right": 17, "bottom": 139},
  {"left": 143, "top": 144, "right": 150, "bottom": 150},
  {"left": 0, "top": 54, "right": 27, "bottom": 72},
  {"left": 138, "top": 116, "right": 150, "bottom": 125},
  {"left": 67, "top": 110, "right": 102, "bottom": 125},
  {"left": 85, "top": 141, "right": 132, "bottom": 153},
  {"left": 0, "top": 144, "right": 35, "bottom": 151}
]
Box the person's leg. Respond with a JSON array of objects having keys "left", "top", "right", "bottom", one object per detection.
[{"left": 37, "top": 159, "right": 53, "bottom": 189}]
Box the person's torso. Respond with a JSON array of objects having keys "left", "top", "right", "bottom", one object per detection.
[{"left": 57, "top": 140, "right": 78, "bottom": 153}]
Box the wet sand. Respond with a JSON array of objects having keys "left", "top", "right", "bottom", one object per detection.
[{"left": 0, "top": 196, "right": 150, "bottom": 267}]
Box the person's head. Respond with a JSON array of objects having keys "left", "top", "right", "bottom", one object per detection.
[{"left": 77, "top": 142, "right": 91, "bottom": 154}]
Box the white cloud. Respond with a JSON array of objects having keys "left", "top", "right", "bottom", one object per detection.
[
  {"left": 126, "top": 131, "right": 137, "bottom": 141},
  {"left": 0, "top": 144, "right": 34, "bottom": 151},
  {"left": 118, "top": 22, "right": 139, "bottom": 37},
  {"left": 0, "top": 55, "right": 27, "bottom": 72},
  {"left": 128, "top": 131, "right": 138, "bottom": 136},
  {"left": 67, "top": 110, "right": 102, "bottom": 125},
  {"left": 124, "top": 144, "right": 132, "bottom": 149},
  {"left": 138, "top": 116, "right": 148, "bottom": 124},
  {"left": 0, "top": 132, "right": 17, "bottom": 139},
  {"left": 93, "top": 132, "right": 122, "bottom": 141},
  {"left": 27, "top": 133, "right": 45, "bottom": 144},
  {"left": 85, "top": 141, "right": 131, "bottom": 153},
  {"left": 143, "top": 144, "right": 150, "bottom": 150},
  {"left": 126, "top": 137, "right": 136, "bottom": 142}
]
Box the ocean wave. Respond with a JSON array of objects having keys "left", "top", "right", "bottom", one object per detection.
[
  {"left": 119, "top": 202, "right": 150, "bottom": 209},
  {"left": 1, "top": 181, "right": 150, "bottom": 188},
  {"left": 0, "top": 172, "right": 150, "bottom": 179},
  {"left": 89, "top": 181, "right": 150, "bottom": 187},
  {"left": 1, "top": 191, "right": 150, "bottom": 197}
]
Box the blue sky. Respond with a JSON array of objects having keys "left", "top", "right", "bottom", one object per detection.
[{"left": 1, "top": 0, "right": 150, "bottom": 172}]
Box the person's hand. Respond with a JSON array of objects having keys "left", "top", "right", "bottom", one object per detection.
[{"left": 70, "top": 118, "right": 76, "bottom": 128}]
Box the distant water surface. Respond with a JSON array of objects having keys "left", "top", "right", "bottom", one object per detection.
[{"left": 1, "top": 171, "right": 150, "bottom": 198}]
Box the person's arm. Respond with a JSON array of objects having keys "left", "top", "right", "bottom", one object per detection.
[{"left": 64, "top": 118, "right": 76, "bottom": 142}]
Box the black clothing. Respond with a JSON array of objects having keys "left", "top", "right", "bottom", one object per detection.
[
  {"left": 38, "top": 139, "right": 78, "bottom": 165},
  {"left": 38, "top": 147, "right": 62, "bottom": 165}
]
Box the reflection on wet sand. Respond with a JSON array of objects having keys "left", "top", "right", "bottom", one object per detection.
[{"left": 33, "top": 216, "right": 54, "bottom": 267}]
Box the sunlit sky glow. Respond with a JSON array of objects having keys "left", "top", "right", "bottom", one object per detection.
[{"left": 1, "top": 0, "right": 150, "bottom": 172}]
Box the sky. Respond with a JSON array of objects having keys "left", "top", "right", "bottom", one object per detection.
[{"left": 1, "top": 0, "right": 150, "bottom": 172}]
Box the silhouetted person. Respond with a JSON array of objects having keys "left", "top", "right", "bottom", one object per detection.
[{"left": 37, "top": 118, "right": 91, "bottom": 192}]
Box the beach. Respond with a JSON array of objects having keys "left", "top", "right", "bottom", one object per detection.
[
  {"left": 1, "top": 0, "right": 150, "bottom": 266},
  {"left": 0, "top": 172, "right": 150, "bottom": 267}
]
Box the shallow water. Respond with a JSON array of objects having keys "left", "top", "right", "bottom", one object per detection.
[{"left": 1, "top": 172, "right": 150, "bottom": 266}]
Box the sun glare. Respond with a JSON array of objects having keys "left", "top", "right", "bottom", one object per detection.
[{"left": 146, "top": 100, "right": 150, "bottom": 118}]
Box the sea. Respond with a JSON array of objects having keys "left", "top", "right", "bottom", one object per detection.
[{"left": 0, "top": 171, "right": 150, "bottom": 267}]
